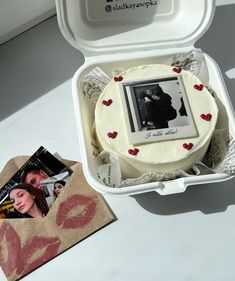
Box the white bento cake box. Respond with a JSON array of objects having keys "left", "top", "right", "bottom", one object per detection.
[{"left": 55, "top": 0, "right": 235, "bottom": 195}]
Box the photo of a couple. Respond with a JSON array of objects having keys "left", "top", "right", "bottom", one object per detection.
[{"left": 0, "top": 147, "right": 73, "bottom": 219}]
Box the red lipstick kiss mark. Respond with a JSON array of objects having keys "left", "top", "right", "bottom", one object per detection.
[
  {"left": 0, "top": 222, "right": 21, "bottom": 277},
  {"left": 102, "top": 99, "right": 113, "bottom": 106},
  {"left": 200, "top": 113, "right": 212, "bottom": 121},
  {"left": 172, "top": 67, "right": 182, "bottom": 73},
  {"left": 114, "top": 75, "right": 123, "bottom": 82},
  {"left": 194, "top": 84, "right": 204, "bottom": 91},
  {"left": 107, "top": 131, "right": 118, "bottom": 138},
  {"left": 128, "top": 148, "right": 139, "bottom": 155},
  {"left": 56, "top": 194, "right": 97, "bottom": 229},
  {"left": 183, "top": 143, "right": 193, "bottom": 150},
  {"left": 16, "top": 236, "right": 60, "bottom": 276}
]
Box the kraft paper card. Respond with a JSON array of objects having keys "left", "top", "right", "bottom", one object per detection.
[{"left": 0, "top": 152, "right": 115, "bottom": 280}]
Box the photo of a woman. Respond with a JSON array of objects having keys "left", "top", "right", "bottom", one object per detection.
[
  {"left": 53, "top": 180, "right": 66, "bottom": 201},
  {"left": 8, "top": 183, "right": 49, "bottom": 218}
]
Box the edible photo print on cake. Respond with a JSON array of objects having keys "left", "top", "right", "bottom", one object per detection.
[
  {"left": 0, "top": 146, "right": 73, "bottom": 219},
  {"left": 120, "top": 75, "right": 198, "bottom": 145}
]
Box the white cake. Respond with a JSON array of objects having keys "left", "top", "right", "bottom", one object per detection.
[{"left": 95, "top": 64, "right": 218, "bottom": 178}]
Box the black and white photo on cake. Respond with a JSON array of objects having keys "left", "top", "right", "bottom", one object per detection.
[{"left": 119, "top": 75, "right": 198, "bottom": 145}]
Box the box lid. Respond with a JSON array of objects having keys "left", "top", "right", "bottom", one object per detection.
[{"left": 56, "top": 0, "right": 215, "bottom": 57}]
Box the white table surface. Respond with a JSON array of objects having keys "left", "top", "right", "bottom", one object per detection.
[
  {"left": 0, "top": 0, "right": 55, "bottom": 45},
  {"left": 1, "top": 2, "right": 235, "bottom": 281}
]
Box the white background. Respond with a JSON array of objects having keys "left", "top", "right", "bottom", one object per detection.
[
  {"left": 0, "top": 0, "right": 55, "bottom": 45},
  {"left": 1, "top": 1, "right": 235, "bottom": 281}
]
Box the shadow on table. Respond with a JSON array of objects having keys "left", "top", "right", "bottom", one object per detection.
[
  {"left": 0, "top": 16, "right": 84, "bottom": 121},
  {"left": 197, "top": 4, "right": 235, "bottom": 106},
  {"left": 132, "top": 178, "right": 235, "bottom": 215}
]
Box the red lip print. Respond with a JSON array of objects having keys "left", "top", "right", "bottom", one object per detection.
[
  {"left": 194, "top": 84, "right": 204, "bottom": 91},
  {"left": 200, "top": 113, "right": 212, "bottom": 121},
  {"left": 114, "top": 75, "right": 123, "bottom": 82},
  {"left": 172, "top": 67, "right": 182, "bottom": 73},
  {"left": 128, "top": 148, "right": 139, "bottom": 155},
  {"left": 102, "top": 99, "right": 113, "bottom": 106},
  {"left": 183, "top": 143, "right": 193, "bottom": 150},
  {"left": 56, "top": 194, "right": 97, "bottom": 229},
  {"left": 16, "top": 236, "right": 60, "bottom": 276},
  {"left": 0, "top": 222, "right": 21, "bottom": 277},
  {"left": 107, "top": 131, "right": 118, "bottom": 138}
]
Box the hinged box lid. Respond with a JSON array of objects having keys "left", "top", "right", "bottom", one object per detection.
[{"left": 56, "top": 0, "right": 215, "bottom": 57}]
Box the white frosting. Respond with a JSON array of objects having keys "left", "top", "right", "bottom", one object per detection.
[{"left": 95, "top": 65, "right": 218, "bottom": 178}]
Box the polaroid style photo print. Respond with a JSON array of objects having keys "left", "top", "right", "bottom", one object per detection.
[
  {"left": 0, "top": 146, "right": 73, "bottom": 219},
  {"left": 119, "top": 74, "right": 198, "bottom": 145}
]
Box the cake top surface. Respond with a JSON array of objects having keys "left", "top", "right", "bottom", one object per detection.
[{"left": 95, "top": 64, "right": 218, "bottom": 165}]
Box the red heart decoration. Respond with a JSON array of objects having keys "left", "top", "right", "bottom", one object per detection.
[
  {"left": 114, "top": 75, "right": 123, "bottom": 82},
  {"left": 107, "top": 131, "right": 118, "bottom": 138},
  {"left": 102, "top": 99, "right": 113, "bottom": 106},
  {"left": 172, "top": 67, "right": 182, "bottom": 73},
  {"left": 128, "top": 148, "right": 139, "bottom": 155},
  {"left": 183, "top": 143, "right": 193, "bottom": 150},
  {"left": 200, "top": 113, "right": 212, "bottom": 121},
  {"left": 194, "top": 84, "right": 204, "bottom": 91}
]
